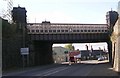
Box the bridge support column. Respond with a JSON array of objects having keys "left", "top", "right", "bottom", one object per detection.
[
  {"left": 107, "top": 40, "right": 112, "bottom": 64},
  {"left": 33, "top": 41, "right": 54, "bottom": 66}
]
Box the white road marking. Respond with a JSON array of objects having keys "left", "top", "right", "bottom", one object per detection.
[
  {"left": 35, "top": 66, "right": 70, "bottom": 76},
  {"left": 43, "top": 67, "right": 69, "bottom": 76}
]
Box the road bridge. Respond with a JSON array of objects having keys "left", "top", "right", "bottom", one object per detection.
[
  {"left": 27, "top": 22, "right": 109, "bottom": 43},
  {"left": 27, "top": 21, "right": 112, "bottom": 66},
  {"left": 3, "top": 6, "right": 120, "bottom": 74}
]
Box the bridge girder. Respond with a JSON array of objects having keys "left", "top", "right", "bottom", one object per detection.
[{"left": 29, "top": 33, "right": 109, "bottom": 43}]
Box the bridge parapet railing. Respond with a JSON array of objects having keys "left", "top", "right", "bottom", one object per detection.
[{"left": 27, "top": 23, "right": 108, "bottom": 34}]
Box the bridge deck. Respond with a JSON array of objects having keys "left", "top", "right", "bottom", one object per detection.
[{"left": 27, "top": 23, "right": 108, "bottom": 34}]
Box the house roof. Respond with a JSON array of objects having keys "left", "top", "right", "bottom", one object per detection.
[{"left": 69, "top": 51, "right": 80, "bottom": 57}]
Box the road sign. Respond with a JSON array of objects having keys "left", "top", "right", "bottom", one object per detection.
[{"left": 20, "top": 48, "right": 29, "bottom": 55}]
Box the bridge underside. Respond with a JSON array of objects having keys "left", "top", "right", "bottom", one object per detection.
[
  {"left": 29, "top": 33, "right": 109, "bottom": 43},
  {"left": 33, "top": 41, "right": 53, "bottom": 65},
  {"left": 29, "top": 33, "right": 113, "bottom": 66}
]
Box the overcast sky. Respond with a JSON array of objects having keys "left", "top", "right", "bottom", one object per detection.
[{"left": 13, "top": 0, "right": 119, "bottom": 23}]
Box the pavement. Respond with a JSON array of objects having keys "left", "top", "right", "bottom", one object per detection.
[
  {"left": 81, "top": 60, "right": 109, "bottom": 64},
  {"left": 2, "top": 64, "right": 61, "bottom": 76},
  {"left": 61, "top": 60, "right": 109, "bottom": 65}
]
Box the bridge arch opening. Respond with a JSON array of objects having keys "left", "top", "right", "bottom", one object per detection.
[
  {"left": 27, "top": 22, "right": 112, "bottom": 66},
  {"left": 52, "top": 42, "right": 109, "bottom": 64}
]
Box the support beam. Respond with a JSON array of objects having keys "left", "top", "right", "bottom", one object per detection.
[
  {"left": 33, "top": 41, "right": 54, "bottom": 66},
  {"left": 107, "top": 40, "right": 112, "bottom": 64}
]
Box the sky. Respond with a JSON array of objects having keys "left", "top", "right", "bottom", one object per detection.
[
  {"left": 53, "top": 43, "right": 108, "bottom": 51},
  {"left": 12, "top": 0, "right": 119, "bottom": 23},
  {"left": 1, "top": 0, "right": 119, "bottom": 50}
]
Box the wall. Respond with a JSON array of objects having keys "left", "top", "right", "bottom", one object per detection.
[
  {"left": 52, "top": 46, "right": 70, "bottom": 63},
  {"left": 0, "top": 17, "right": 2, "bottom": 77},
  {"left": 111, "top": 17, "right": 120, "bottom": 72},
  {"left": 32, "top": 41, "right": 54, "bottom": 66},
  {"left": 2, "top": 19, "right": 24, "bottom": 70}
]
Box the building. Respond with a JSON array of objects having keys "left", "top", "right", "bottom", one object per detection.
[
  {"left": 0, "top": 0, "right": 13, "bottom": 23},
  {"left": 52, "top": 46, "right": 70, "bottom": 63},
  {"left": 106, "top": 10, "right": 118, "bottom": 34},
  {"left": 91, "top": 50, "right": 108, "bottom": 60},
  {"left": 80, "top": 50, "right": 108, "bottom": 60},
  {"left": 111, "top": 16, "right": 120, "bottom": 72},
  {"left": 12, "top": 6, "right": 27, "bottom": 24},
  {"left": 111, "top": 1, "right": 120, "bottom": 72},
  {"left": 69, "top": 51, "right": 80, "bottom": 62},
  {"left": 80, "top": 50, "right": 90, "bottom": 60},
  {"left": 118, "top": 1, "right": 120, "bottom": 15}
]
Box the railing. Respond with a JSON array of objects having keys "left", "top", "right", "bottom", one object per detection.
[{"left": 27, "top": 23, "right": 108, "bottom": 34}]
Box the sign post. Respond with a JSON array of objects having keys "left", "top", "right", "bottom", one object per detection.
[{"left": 20, "top": 48, "right": 29, "bottom": 68}]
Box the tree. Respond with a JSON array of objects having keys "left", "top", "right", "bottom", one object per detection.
[{"left": 64, "top": 43, "right": 75, "bottom": 51}]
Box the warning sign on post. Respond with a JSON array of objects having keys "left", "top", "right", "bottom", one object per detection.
[{"left": 20, "top": 48, "right": 29, "bottom": 55}]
